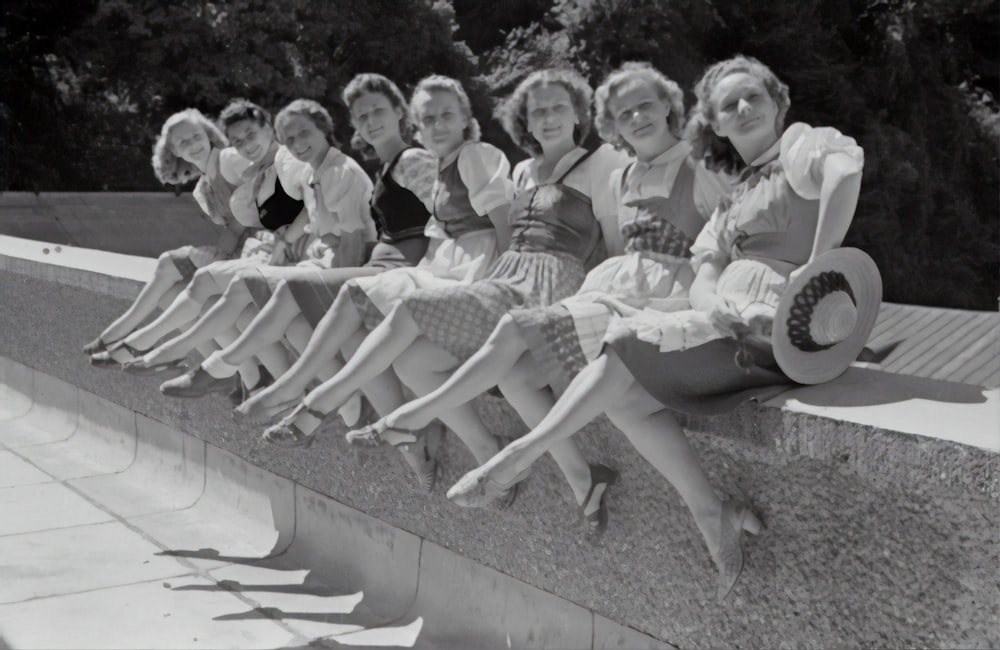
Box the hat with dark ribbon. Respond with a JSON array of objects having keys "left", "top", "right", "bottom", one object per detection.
[{"left": 772, "top": 247, "right": 882, "bottom": 384}]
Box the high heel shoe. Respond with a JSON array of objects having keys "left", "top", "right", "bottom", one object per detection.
[
  {"left": 581, "top": 464, "right": 619, "bottom": 539},
  {"left": 447, "top": 463, "right": 533, "bottom": 509},
  {"left": 345, "top": 417, "right": 421, "bottom": 450},
  {"left": 413, "top": 448, "right": 438, "bottom": 493},
  {"left": 82, "top": 336, "right": 109, "bottom": 355},
  {"left": 89, "top": 339, "right": 141, "bottom": 368},
  {"left": 714, "top": 500, "right": 763, "bottom": 601},
  {"left": 160, "top": 367, "right": 235, "bottom": 398},
  {"left": 236, "top": 390, "right": 301, "bottom": 423},
  {"left": 110, "top": 342, "right": 187, "bottom": 376},
  {"left": 261, "top": 406, "right": 327, "bottom": 448}
]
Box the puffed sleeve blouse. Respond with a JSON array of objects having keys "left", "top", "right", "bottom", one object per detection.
[
  {"left": 425, "top": 141, "right": 513, "bottom": 240},
  {"left": 390, "top": 147, "right": 438, "bottom": 214},
  {"left": 689, "top": 122, "right": 864, "bottom": 322},
  {"left": 307, "top": 148, "right": 376, "bottom": 241}
]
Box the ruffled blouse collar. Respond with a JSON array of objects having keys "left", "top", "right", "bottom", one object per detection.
[
  {"left": 626, "top": 140, "right": 692, "bottom": 200},
  {"left": 308, "top": 147, "right": 343, "bottom": 186}
]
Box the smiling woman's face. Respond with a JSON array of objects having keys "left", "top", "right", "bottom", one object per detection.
[
  {"left": 279, "top": 114, "right": 330, "bottom": 167},
  {"left": 226, "top": 118, "right": 274, "bottom": 164},
  {"left": 351, "top": 91, "right": 402, "bottom": 148},
  {"left": 169, "top": 121, "right": 210, "bottom": 165},
  {"left": 526, "top": 83, "right": 578, "bottom": 151},
  {"left": 608, "top": 79, "right": 672, "bottom": 157},
  {"left": 412, "top": 89, "right": 468, "bottom": 158},
  {"left": 710, "top": 71, "right": 779, "bottom": 155}
]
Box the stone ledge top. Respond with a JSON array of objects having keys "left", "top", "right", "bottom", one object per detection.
[{"left": 1, "top": 234, "right": 996, "bottom": 454}]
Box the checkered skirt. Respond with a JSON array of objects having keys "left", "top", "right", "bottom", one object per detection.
[
  {"left": 346, "top": 229, "right": 499, "bottom": 330},
  {"left": 510, "top": 250, "right": 693, "bottom": 392},
  {"left": 400, "top": 250, "right": 586, "bottom": 363}
]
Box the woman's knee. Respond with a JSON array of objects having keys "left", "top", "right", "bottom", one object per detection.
[
  {"left": 391, "top": 344, "right": 424, "bottom": 385},
  {"left": 502, "top": 352, "right": 546, "bottom": 391},
  {"left": 223, "top": 271, "right": 256, "bottom": 300},
  {"left": 606, "top": 382, "right": 661, "bottom": 422},
  {"left": 155, "top": 252, "right": 178, "bottom": 274},
  {"left": 486, "top": 314, "right": 525, "bottom": 352},
  {"left": 187, "top": 267, "right": 218, "bottom": 299}
]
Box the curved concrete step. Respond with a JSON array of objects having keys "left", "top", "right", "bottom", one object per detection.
[
  {"left": 0, "top": 359, "right": 33, "bottom": 420},
  {"left": 0, "top": 356, "right": 663, "bottom": 649},
  {"left": 0, "top": 367, "right": 79, "bottom": 448}
]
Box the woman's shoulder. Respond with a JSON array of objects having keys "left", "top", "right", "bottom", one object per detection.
[
  {"left": 395, "top": 146, "right": 437, "bottom": 173},
  {"left": 779, "top": 122, "right": 864, "bottom": 199},
  {"left": 217, "top": 147, "right": 252, "bottom": 186},
  {"left": 318, "top": 150, "right": 372, "bottom": 192},
  {"left": 455, "top": 140, "right": 512, "bottom": 188},
  {"left": 457, "top": 140, "right": 508, "bottom": 168},
  {"left": 780, "top": 122, "right": 863, "bottom": 164}
]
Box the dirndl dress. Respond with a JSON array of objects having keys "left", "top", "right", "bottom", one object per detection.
[
  {"left": 244, "top": 146, "right": 436, "bottom": 327},
  {"left": 164, "top": 147, "right": 250, "bottom": 282},
  {"left": 605, "top": 123, "right": 865, "bottom": 415},
  {"left": 346, "top": 141, "right": 513, "bottom": 330},
  {"left": 510, "top": 142, "right": 729, "bottom": 392},
  {"left": 200, "top": 146, "right": 311, "bottom": 292},
  {"left": 398, "top": 145, "right": 625, "bottom": 363}
]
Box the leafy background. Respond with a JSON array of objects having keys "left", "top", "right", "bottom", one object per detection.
[{"left": 2, "top": 0, "right": 997, "bottom": 309}]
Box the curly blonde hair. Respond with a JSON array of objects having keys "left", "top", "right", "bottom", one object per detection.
[
  {"left": 594, "top": 62, "right": 685, "bottom": 155},
  {"left": 275, "top": 98, "right": 341, "bottom": 149},
  {"left": 151, "top": 109, "right": 228, "bottom": 185},
  {"left": 409, "top": 75, "right": 481, "bottom": 143},
  {"left": 685, "top": 55, "right": 791, "bottom": 174},
  {"left": 498, "top": 69, "right": 593, "bottom": 156},
  {"left": 342, "top": 73, "right": 413, "bottom": 161}
]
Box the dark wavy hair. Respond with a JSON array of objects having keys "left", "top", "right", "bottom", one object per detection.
[
  {"left": 685, "top": 55, "right": 790, "bottom": 174},
  {"left": 218, "top": 98, "right": 272, "bottom": 134},
  {"left": 151, "top": 109, "right": 228, "bottom": 185},
  {"left": 275, "top": 98, "right": 340, "bottom": 150},
  {"left": 594, "top": 62, "right": 685, "bottom": 155},
  {"left": 409, "top": 75, "right": 481, "bottom": 143},
  {"left": 342, "top": 73, "right": 413, "bottom": 161},
  {"left": 497, "top": 68, "right": 593, "bottom": 156}
]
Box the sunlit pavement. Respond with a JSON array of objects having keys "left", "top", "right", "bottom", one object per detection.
[{"left": 0, "top": 370, "right": 422, "bottom": 650}]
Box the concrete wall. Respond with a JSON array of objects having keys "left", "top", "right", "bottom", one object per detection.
[
  {"left": 0, "top": 192, "right": 219, "bottom": 257},
  {"left": 0, "top": 257, "right": 997, "bottom": 648}
]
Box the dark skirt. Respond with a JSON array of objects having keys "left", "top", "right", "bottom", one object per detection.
[
  {"left": 243, "top": 238, "right": 426, "bottom": 327},
  {"left": 606, "top": 335, "right": 794, "bottom": 415}
]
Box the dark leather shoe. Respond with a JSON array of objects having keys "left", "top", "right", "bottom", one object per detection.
[{"left": 161, "top": 367, "right": 234, "bottom": 398}]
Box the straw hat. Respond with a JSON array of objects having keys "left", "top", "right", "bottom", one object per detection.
[{"left": 773, "top": 248, "right": 882, "bottom": 384}]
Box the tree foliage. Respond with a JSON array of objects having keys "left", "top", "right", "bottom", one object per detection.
[{"left": 1, "top": 0, "right": 997, "bottom": 308}]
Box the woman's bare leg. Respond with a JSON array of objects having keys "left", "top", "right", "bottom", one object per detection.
[
  {"left": 216, "top": 281, "right": 301, "bottom": 367},
  {"left": 294, "top": 302, "right": 422, "bottom": 417},
  {"left": 382, "top": 315, "right": 592, "bottom": 501},
  {"left": 121, "top": 266, "right": 222, "bottom": 352},
  {"left": 140, "top": 272, "right": 259, "bottom": 366},
  {"left": 451, "top": 350, "right": 635, "bottom": 488},
  {"left": 391, "top": 339, "right": 500, "bottom": 464},
  {"left": 499, "top": 355, "right": 592, "bottom": 507},
  {"left": 603, "top": 390, "right": 724, "bottom": 554},
  {"left": 236, "top": 286, "right": 367, "bottom": 415},
  {"left": 384, "top": 315, "right": 529, "bottom": 430},
  {"left": 96, "top": 253, "right": 185, "bottom": 344}
]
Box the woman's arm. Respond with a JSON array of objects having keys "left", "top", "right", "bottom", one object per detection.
[
  {"left": 268, "top": 210, "right": 311, "bottom": 264},
  {"left": 808, "top": 152, "right": 863, "bottom": 262},
  {"left": 329, "top": 230, "right": 366, "bottom": 268},
  {"left": 486, "top": 204, "right": 512, "bottom": 252},
  {"left": 214, "top": 221, "right": 244, "bottom": 256},
  {"left": 598, "top": 212, "right": 624, "bottom": 258}
]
